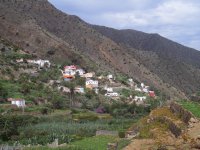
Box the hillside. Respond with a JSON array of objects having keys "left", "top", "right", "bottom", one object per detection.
[
  {"left": 92, "top": 25, "right": 200, "bottom": 96},
  {"left": 1, "top": 0, "right": 200, "bottom": 98},
  {"left": 0, "top": 38, "right": 160, "bottom": 149}
]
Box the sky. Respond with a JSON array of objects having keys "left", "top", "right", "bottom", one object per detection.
[{"left": 49, "top": 0, "right": 200, "bottom": 50}]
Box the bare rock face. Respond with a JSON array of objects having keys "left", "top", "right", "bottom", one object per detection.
[
  {"left": 189, "top": 118, "right": 198, "bottom": 124},
  {"left": 188, "top": 124, "right": 194, "bottom": 128},
  {"left": 192, "top": 138, "right": 200, "bottom": 149},
  {"left": 196, "top": 135, "right": 200, "bottom": 140}
]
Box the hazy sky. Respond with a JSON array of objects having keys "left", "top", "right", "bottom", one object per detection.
[{"left": 49, "top": 0, "right": 200, "bottom": 50}]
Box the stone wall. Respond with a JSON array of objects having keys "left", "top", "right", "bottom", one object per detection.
[
  {"left": 0, "top": 146, "right": 21, "bottom": 150},
  {"left": 96, "top": 130, "right": 118, "bottom": 136},
  {"left": 170, "top": 102, "right": 194, "bottom": 124},
  {"left": 190, "top": 95, "right": 200, "bottom": 103},
  {"left": 155, "top": 117, "right": 182, "bottom": 138}
]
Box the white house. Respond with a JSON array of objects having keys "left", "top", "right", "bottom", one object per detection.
[
  {"left": 135, "top": 87, "right": 142, "bottom": 92},
  {"left": 8, "top": 98, "right": 26, "bottom": 108},
  {"left": 107, "top": 74, "right": 113, "bottom": 79},
  {"left": 27, "top": 59, "right": 51, "bottom": 69},
  {"left": 97, "top": 75, "right": 105, "bottom": 80},
  {"left": 128, "top": 78, "right": 133, "bottom": 83},
  {"left": 128, "top": 78, "right": 134, "bottom": 87},
  {"left": 94, "top": 88, "right": 99, "bottom": 94},
  {"left": 106, "top": 87, "right": 113, "bottom": 92},
  {"left": 134, "top": 96, "right": 147, "bottom": 102},
  {"left": 75, "top": 87, "right": 85, "bottom": 94},
  {"left": 104, "top": 86, "right": 113, "bottom": 92},
  {"left": 27, "top": 60, "right": 35, "bottom": 63},
  {"left": 16, "top": 58, "right": 24, "bottom": 63},
  {"left": 81, "top": 72, "right": 95, "bottom": 78},
  {"left": 63, "top": 65, "right": 77, "bottom": 74},
  {"left": 76, "top": 69, "right": 85, "bottom": 76},
  {"left": 58, "top": 86, "right": 70, "bottom": 93},
  {"left": 63, "top": 70, "right": 76, "bottom": 76},
  {"left": 141, "top": 83, "right": 145, "bottom": 88},
  {"left": 105, "top": 92, "right": 119, "bottom": 97},
  {"left": 36, "top": 60, "right": 51, "bottom": 68},
  {"left": 86, "top": 79, "right": 98, "bottom": 89}
]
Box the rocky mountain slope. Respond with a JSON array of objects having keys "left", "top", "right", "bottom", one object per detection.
[
  {"left": 92, "top": 26, "right": 200, "bottom": 96},
  {"left": 1, "top": 0, "right": 200, "bottom": 98}
]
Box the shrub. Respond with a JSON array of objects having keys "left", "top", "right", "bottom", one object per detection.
[
  {"left": 72, "top": 113, "right": 98, "bottom": 121},
  {"left": 118, "top": 130, "right": 125, "bottom": 138},
  {"left": 120, "top": 88, "right": 132, "bottom": 97},
  {"left": 40, "top": 107, "right": 51, "bottom": 115},
  {"left": 0, "top": 115, "right": 39, "bottom": 141},
  {"left": 116, "top": 74, "right": 128, "bottom": 85},
  {"left": 0, "top": 82, "right": 8, "bottom": 98}
]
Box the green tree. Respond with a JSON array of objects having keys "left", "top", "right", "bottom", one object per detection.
[{"left": 0, "top": 82, "right": 8, "bottom": 99}]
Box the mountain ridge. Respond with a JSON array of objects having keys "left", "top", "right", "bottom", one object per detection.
[{"left": 1, "top": 0, "right": 200, "bottom": 98}]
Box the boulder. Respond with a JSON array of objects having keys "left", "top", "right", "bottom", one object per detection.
[
  {"left": 189, "top": 117, "right": 198, "bottom": 123},
  {"left": 188, "top": 123, "right": 194, "bottom": 128},
  {"left": 107, "top": 143, "right": 118, "bottom": 150},
  {"left": 196, "top": 135, "right": 200, "bottom": 140}
]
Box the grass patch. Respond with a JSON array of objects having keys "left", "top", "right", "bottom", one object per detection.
[
  {"left": 178, "top": 100, "right": 200, "bottom": 118},
  {"left": 69, "top": 135, "right": 117, "bottom": 150},
  {"left": 72, "top": 112, "right": 98, "bottom": 121},
  {"left": 138, "top": 120, "right": 168, "bottom": 138},
  {"left": 117, "top": 139, "right": 131, "bottom": 150},
  {"left": 150, "top": 107, "right": 180, "bottom": 121},
  {"left": 24, "top": 136, "right": 118, "bottom": 150},
  {"left": 24, "top": 137, "right": 130, "bottom": 150}
]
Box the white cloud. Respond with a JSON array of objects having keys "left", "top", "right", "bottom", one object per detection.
[
  {"left": 49, "top": 0, "right": 200, "bottom": 50},
  {"left": 155, "top": 1, "right": 200, "bottom": 24},
  {"left": 97, "top": 0, "right": 200, "bottom": 27}
]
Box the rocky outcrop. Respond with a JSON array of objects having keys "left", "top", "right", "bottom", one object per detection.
[
  {"left": 170, "top": 102, "right": 194, "bottom": 124},
  {"left": 150, "top": 116, "right": 182, "bottom": 138}
]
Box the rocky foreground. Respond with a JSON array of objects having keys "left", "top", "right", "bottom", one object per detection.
[{"left": 124, "top": 102, "right": 200, "bottom": 150}]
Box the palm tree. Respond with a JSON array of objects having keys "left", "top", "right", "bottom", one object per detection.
[{"left": 63, "top": 81, "right": 76, "bottom": 108}]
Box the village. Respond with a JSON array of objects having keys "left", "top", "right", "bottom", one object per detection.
[
  {"left": 0, "top": 39, "right": 161, "bottom": 149},
  {"left": 9, "top": 58, "right": 156, "bottom": 109}
]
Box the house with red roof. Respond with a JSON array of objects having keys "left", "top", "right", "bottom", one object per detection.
[{"left": 149, "top": 91, "right": 156, "bottom": 98}]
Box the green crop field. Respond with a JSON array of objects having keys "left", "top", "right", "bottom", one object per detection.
[{"left": 178, "top": 100, "right": 200, "bottom": 118}]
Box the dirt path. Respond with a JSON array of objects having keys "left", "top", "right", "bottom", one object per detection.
[
  {"left": 123, "top": 139, "right": 155, "bottom": 150},
  {"left": 187, "top": 121, "right": 200, "bottom": 139}
]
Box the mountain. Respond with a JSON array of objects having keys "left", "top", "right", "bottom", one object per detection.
[
  {"left": 0, "top": 0, "right": 200, "bottom": 99},
  {"left": 92, "top": 26, "right": 200, "bottom": 96}
]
